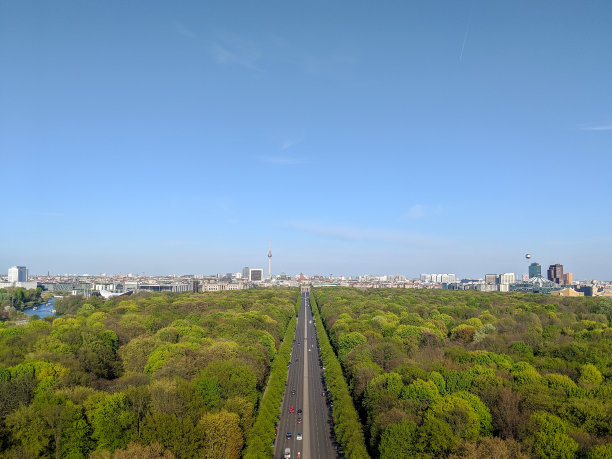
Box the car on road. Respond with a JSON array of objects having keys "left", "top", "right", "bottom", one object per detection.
[
  {"left": 284, "top": 447, "right": 291, "bottom": 458},
  {"left": 297, "top": 417, "right": 302, "bottom": 423},
  {"left": 296, "top": 433, "right": 302, "bottom": 441},
  {"left": 289, "top": 406, "right": 295, "bottom": 413},
  {"left": 291, "top": 389, "right": 296, "bottom": 395},
  {"left": 286, "top": 432, "right": 292, "bottom": 440},
  {"left": 297, "top": 408, "right": 302, "bottom": 414}
]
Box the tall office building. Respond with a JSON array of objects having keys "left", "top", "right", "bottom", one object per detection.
[
  {"left": 547, "top": 264, "right": 564, "bottom": 284},
  {"left": 564, "top": 272, "right": 573, "bottom": 285},
  {"left": 499, "top": 273, "right": 516, "bottom": 284},
  {"left": 528, "top": 262, "right": 541, "bottom": 278},
  {"left": 242, "top": 267, "right": 250, "bottom": 279},
  {"left": 8, "top": 266, "right": 28, "bottom": 283}
]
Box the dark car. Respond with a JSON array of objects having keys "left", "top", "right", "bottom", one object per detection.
[
  {"left": 286, "top": 432, "right": 292, "bottom": 440},
  {"left": 297, "top": 417, "right": 302, "bottom": 424},
  {"left": 297, "top": 408, "right": 302, "bottom": 414},
  {"left": 291, "top": 389, "right": 296, "bottom": 395}
]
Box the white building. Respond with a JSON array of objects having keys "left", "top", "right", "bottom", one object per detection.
[
  {"left": 499, "top": 273, "right": 516, "bottom": 284},
  {"left": 420, "top": 273, "right": 456, "bottom": 283},
  {"left": 8, "top": 266, "right": 28, "bottom": 283}
]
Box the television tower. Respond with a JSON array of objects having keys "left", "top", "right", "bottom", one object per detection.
[{"left": 268, "top": 243, "right": 272, "bottom": 279}]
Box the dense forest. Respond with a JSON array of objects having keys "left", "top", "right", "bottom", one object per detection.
[
  {"left": 0, "top": 288, "right": 298, "bottom": 458},
  {"left": 313, "top": 288, "right": 612, "bottom": 458}
]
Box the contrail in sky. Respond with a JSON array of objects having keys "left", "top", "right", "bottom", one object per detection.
[{"left": 460, "top": 24, "right": 470, "bottom": 61}]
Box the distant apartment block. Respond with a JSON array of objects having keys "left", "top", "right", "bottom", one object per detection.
[
  {"left": 420, "top": 273, "right": 456, "bottom": 283},
  {"left": 480, "top": 272, "right": 516, "bottom": 292},
  {"left": 547, "top": 264, "right": 564, "bottom": 284},
  {"left": 485, "top": 274, "right": 498, "bottom": 285},
  {"left": 564, "top": 272, "right": 573, "bottom": 285}
]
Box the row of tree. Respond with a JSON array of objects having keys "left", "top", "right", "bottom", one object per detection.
[
  {"left": 0, "top": 288, "right": 299, "bottom": 458},
  {"left": 312, "top": 288, "right": 612, "bottom": 458},
  {"left": 310, "top": 293, "right": 369, "bottom": 458},
  {"left": 243, "top": 294, "right": 300, "bottom": 457}
]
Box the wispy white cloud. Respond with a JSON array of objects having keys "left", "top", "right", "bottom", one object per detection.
[
  {"left": 260, "top": 156, "right": 304, "bottom": 165},
  {"left": 401, "top": 204, "right": 442, "bottom": 220},
  {"left": 287, "top": 221, "right": 445, "bottom": 247},
  {"left": 405, "top": 204, "right": 426, "bottom": 220},
  {"left": 459, "top": 25, "right": 470, "bottom": 61},
  {"left": 173, "top": 21, "right": 198, "bottom": 39},
  {"left": 281, "top": 138, "right": 303, "bottom": 151},
  {"left": 579, "top": 125, "right": 612, "bottom": 131},
  {"left": 207, "top": 41, "right": 261, "bottom": 71},
  {"left": 173, "top": 22, "right": 262, "bottom": 72}
]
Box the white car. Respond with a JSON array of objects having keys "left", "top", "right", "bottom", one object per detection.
[
  {"left": 284, "top": 447, "right": 291, "bottom": 458},
  {"left": 296, "top": 433, "right": 302, "bottom": 441}
]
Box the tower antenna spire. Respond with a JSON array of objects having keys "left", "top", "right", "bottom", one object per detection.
[{"left": 268, "top": 241, "right": 272, "bottom": 279}]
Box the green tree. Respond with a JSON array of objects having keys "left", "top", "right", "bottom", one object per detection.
[
  {"left": 199, "top": 410, "right": 243, "bottom": 459},
  {"left": 526, "top": 412, "right": 578, "bottom": 459},
  {"left": 94, "top": 442, "right": 175, "bottom": 459},
  {"left": 400, "top": 379, "right": 440, "bottom": 407},
  {"left": 578, "top": 363, "right": 603, "bottom": 389},
  {"left": 379, "top": 419, "right": 421, "bottom": 459},
  {"left": 428, "top": 395, "right": 480, "bottom": 442},
  {"left": 199, "top": 360, "right": 258, "bottom": 405},
  {"left": 5, "top": 395, "right": 93, "bottom": 458},
  {"left": 224, "top": 396, "right": 254, "bottom": 438},
  {"left": 588, "top": 443, "right": 612, "bottom": 459},
  {"left": 337, "top": 331, "right": 368, "bottom": 360},
  {"left": 85, "top": 393, "right": 135, "bottom": 452},
  {"left": 454, "top": 391, "right": 493, "bottom": 436},
  {"left": 194, "top": 376, "right": 222, "bottom": 409},
  {"left": 418, "top": 415, "right": 456, "bottom": 456},
  {"left": 140, "top": 412, "right": 203, "bottom": 459}
]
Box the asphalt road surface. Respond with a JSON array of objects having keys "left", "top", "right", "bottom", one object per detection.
[{"left": 274, "top": 291, "right": 337, "bottom": 459}]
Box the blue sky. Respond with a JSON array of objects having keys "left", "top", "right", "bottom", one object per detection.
[{"left": 1, "top": 1, "right": 611, "bottom": 279}]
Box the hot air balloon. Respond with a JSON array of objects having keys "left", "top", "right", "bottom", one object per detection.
[{"left": 525, "top": 253, "right": 532, "bottom": 260}]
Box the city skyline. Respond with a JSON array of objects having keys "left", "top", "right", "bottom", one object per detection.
[
  {"left": 1, "top": 2, "right": 611, "bottom": 279},
  {"left": 0, "top": 258, "right": 599, "bottom": 283}
]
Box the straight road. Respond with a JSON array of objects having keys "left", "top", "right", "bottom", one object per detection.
[{"left": 274, "top": 291, "right": 337, "bottom": 459}]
